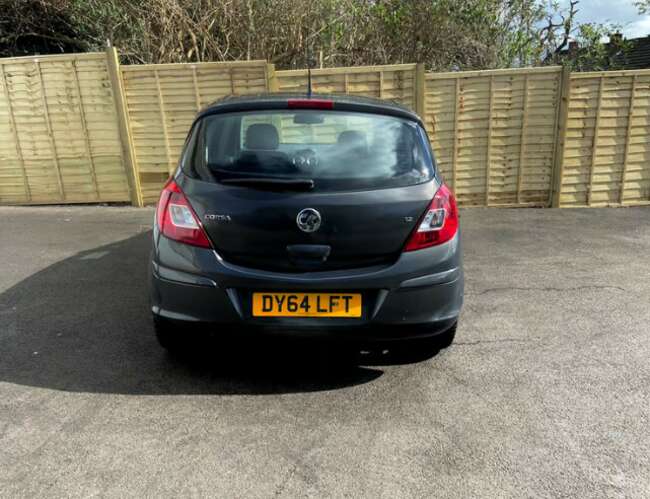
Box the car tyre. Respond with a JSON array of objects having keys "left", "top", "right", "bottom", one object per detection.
[
  {"left": 435, "top": 322, "right": 457, "bottom": 350},
  {"left": 386, "top": 322, "right": 458, "bottom": 363},
  {"left": 412, "top": 322, "right": 457, "bottom": 356},
  {"left": 153, "top": 316, "right": 183, "bottom": 352}
]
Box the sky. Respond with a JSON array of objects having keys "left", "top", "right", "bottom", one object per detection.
[{"left": 560, "top": 0, "right": 650, "bottom": 38}]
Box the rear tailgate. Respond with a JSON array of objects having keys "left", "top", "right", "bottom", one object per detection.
[{"left": 181, "top": 176, "right": 437, "bottom": 273}]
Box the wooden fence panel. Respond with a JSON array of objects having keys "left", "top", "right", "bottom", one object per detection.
[
  {"left": 1, "top": 51, "right": 649, "bottom": 209},
  {"left": 120, "top": 61, "right": 269, "bottom": 204},
  {"left": 424, "top": 67, "right": 562, "bottom": 207},
  {"left": 275, "top": 64, "right": 418, "bottom": 110},
  {"left": 0, "top": 53, "right": 130, "bottom": 204},
  {"left": 558, "top": 69, "right": 650, "bottom": 207}
]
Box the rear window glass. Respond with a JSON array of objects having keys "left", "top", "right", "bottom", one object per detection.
[{"left": 187, "top": 110, "right": 434, "bottom": 191}]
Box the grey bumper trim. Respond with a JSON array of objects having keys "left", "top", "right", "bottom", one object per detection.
[
  {"left": 399, "top": 267, "right": 460, "bottom": 288},
  {"left": 152, "top": 262, "right": 218, "bottom": 288}
]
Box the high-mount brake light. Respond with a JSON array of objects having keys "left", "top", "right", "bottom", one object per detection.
[
  {"left": 287, "top": 99, "right": 334, "bottom": 110},
  {"left": 156, "top": 179, "right": 212, "bottom": 248},
  {"left": 404, "top": 183, "right": 458, "bottom": 251}
]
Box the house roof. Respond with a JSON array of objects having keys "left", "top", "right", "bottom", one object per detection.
[
  {"left": 624, "top": 36, "right": 650, "bottom": 69},
  {"left": 562, "top": 34, "right": 650, "bottom": 70}
]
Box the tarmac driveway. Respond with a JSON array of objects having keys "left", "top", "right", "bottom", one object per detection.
[{"left": 0, "top": 205, "right": 648, "bottom": 498}]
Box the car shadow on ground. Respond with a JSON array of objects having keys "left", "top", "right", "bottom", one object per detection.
[{"left": 0, "top": 232, "right": 439, "bottom": 395}]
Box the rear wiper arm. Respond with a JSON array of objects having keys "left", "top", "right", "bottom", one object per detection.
[{"left": 220, "top": 177, "right": 314, "bottom": 191}]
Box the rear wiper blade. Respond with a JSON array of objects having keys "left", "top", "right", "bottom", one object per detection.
[{"left": 220, "top": 177, "right": 315, "bottom": 190}]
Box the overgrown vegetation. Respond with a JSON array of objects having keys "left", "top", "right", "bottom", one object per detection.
[
  {"left": 635, "top": 0, "right": 650, "bottom": 14},
  {"left": 0, "top": 0, "right": 638, "bottom": 70}
]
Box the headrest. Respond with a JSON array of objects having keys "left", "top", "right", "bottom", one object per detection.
[
  {"left": 244, "top": 124, "right": 279, "bottom": 150},
  {"left": 337, "top": 130, "right": 367, "bottom": 149}
]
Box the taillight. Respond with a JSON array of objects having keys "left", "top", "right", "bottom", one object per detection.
[
  {"left": 156, "top": 179, "right": 212, "bottom": 248},
  {"left": 287, "top": 99, "right": 334, "bottom": 110},
  {"left": 404, "top": 183, "right": 458, "bottom": 251}
]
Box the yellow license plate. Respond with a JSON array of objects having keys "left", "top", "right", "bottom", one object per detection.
[{"left": 252, "top": 292, "right": 362, "bottom": 318}]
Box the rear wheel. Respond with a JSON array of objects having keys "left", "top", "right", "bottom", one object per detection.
[
  {"left": 406, "top": 322, "right": 457, "bottom": 358},
  {"left": 434, "top": 322, "right": 457, "bottom": 350},
  {"left": 375, "top": 322, "right": 457, "bottom": 363},
  {"left": 153, "top": 316, "right": 183, "bottom": 352}
]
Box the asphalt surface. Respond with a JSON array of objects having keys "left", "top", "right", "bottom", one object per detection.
[{"left": 0, "top": 205, "right": 649, "bottom": 498}]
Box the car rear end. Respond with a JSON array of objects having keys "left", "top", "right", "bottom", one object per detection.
[{"left": 150, "top": 95, "right": 463, "bottom": 348}]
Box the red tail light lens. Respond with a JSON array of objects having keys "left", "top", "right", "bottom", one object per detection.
[
  {"left": 404, "top": 183, "right": 458, "bottom": 251},
  {"left": 156, "top": 179, "right": 212, "bottom": 248},
  {"left": 287, "top": 99, "right": 334, "bottom": 110}
]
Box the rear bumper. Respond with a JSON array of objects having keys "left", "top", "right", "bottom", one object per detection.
[
  {"left": 154, "top": 313, "right": 458, "bottom": 343},
  {"left": 150, "top": 234, "right": 463, "bottom": 340}
]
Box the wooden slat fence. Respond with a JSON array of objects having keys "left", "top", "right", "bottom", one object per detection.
[
  {"left": 0, "top": 49, "right": 648, "bottom": 209},
  {"left": 274, "top": 64, "right": 419, "bottom": 111},
  {"left": 0, "top": 52, "right": 130, "bottom": 204},
  {"left": 424, "top": 67, "right": 563, "bottom": 206},
  {"left": 557, "top": 69, "right": 650, "bottom": 207},
  {"left": 119, "top": 60, "right": 270, "bottom": 204}
]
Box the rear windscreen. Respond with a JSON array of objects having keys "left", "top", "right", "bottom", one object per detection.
[{"left": 185, "top": 110, "right": 434, "bottom": 191}]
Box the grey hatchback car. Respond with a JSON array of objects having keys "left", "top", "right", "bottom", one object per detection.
[{"left": 150, "top": 94, "right": 463, "bottom": 351}]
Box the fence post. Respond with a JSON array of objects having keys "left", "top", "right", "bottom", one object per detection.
[
  {"left": 619, "top": 74, "right": 638, "bottom": 205},
  {"left": 415, "top": 63, "right": 426, "bottom": 117},
  {"left": 106, "top": 46, "right": 143, "bottom": 207},
  {"left": 551, "top": 65, "right": 571, "bottom": 208},
  {"left": 267, "top": 63, "right": 279, "bottom": 92}
]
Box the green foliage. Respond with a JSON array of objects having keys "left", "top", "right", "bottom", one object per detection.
[
  {"left": 0, "top": 0, "right": 639, "bottom": 71},
  {"left": 635, "top": 0, "right": 649, "bottom": 13},
  {"left": 564, "top": 23, "right": 632, "bottom": 71},
  {"left": 0, "top": 0, "right": 88, "bottom": 56}
]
